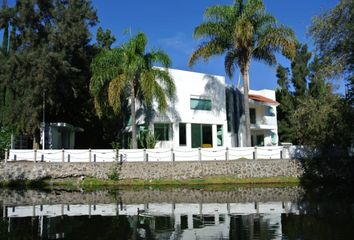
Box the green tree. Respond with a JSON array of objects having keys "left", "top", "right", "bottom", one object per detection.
[
  {"left": 292, "top": 88, "right": 351, "bottom": 149},
  {"left": 291, "top": 44, "right": 312, "bottom": 97},
  {"left": 0, "top": 0, "right": 100, "bottom": 148},
  {"left": 275, "top": 65, "right": 295, "bottom": 143},
  {"left": 188, "top": 0, "right": 296, "bottom": 146},
  {"left": 96, "top": 27, "right": 116, "bottom": 50},
  {"left": 90, "top": 32, "right": 175, "bottom": 149},
  {"left": 310, "top": 0, "right": 354, "bottom": 104}
]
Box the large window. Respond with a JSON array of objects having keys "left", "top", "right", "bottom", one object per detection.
[
  {"left": 179, "top": 123, "right": 186, "bottom": 146},
  {"left": 154, "top": 123, "right": 170, "bottom": 141},
  {"left": 191, "top": 124, "right": 213, "bottom": 148},
  {"left": 250, "top": 108, "right": 256, "bottom": 124},
  {"left": 190, "top": 98, "right": 212, "bottom": 111}
]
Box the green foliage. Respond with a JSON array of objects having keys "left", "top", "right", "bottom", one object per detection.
[
  {"left": 292, "top": 90, "right": 350, "bottom": 148},
  {"left": 0, "top": 0, "right": 117, "bottom": 148},
  {"left": 189, "top": 0, "right": 297, "bottom": 146},
  {"left": 108, "top": 170, "right": 120, "bottom": 181},
  {"left": 138, "top": 130, "right": 157, "bottom": 149},
  {"left": 96, "top": 27, "right": 116, "bottom": 50},
  {"left": 90, "top": 32, "right": 175, "bottom": 149},
  {"left": 310, "top": 0, "right": 354, "bottom": 104},
  {"left": 111, "top": 140, "right": 120, "bottom": 150},
  {"left": 276, "top": 43, "right": 353, "bottom": 152},
  {"left": 0, "top": 125, "right": 11, "bottom": 160},
  {"left": 291, "top": 44, "right": 312, "bottom": 96}
]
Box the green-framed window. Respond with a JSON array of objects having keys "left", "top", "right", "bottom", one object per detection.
[
  {"left": 190, "top": 98, "right": 212, "bottom": 111},
  {"left": 154, "top": 123, "right": 170, "bottom": 141}
]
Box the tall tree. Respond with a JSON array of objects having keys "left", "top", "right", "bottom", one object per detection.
[
  {"left": 96, "top": 27, "right": 116, "bottom": 50},
  {"left": 275, "top": 65, "right": 295, "bottom": 143},
  {"left": 90, "top": 32, "right": 176, "bottom": 149},
  {"left": 0, "top": 0, "right": 99, "bottom": 148},
  {"left": 188, "top": 0, "right": 296, "bottom": 146},
  {"left": 310, "top": 0, "right": 354, "bottom": 104},
  {"left": 291, "top": 44, "right": 312, "bottom": 97}
]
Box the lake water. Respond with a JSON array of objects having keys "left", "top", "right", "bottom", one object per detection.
[{"left": 0, "top": 185, "right": 353, "bottom": 239}]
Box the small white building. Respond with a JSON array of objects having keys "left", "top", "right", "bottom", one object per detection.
[{"left": 135, "top": 68, "right": 279, "bottom": 149}]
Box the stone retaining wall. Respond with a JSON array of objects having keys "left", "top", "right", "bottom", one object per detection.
[
  {"left": 0, "top": 159, "right": 303, "bottom": 181},
  {"left": 0, "top": 187, "right": 304, "bottom": 206}
]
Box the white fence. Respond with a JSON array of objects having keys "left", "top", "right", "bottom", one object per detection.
[{"left": 5, "top": 146, "right": 292, "bottom": 163}]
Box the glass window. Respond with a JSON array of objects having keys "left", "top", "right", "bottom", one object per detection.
[
  {"left": 191, "top": 124, "right": 202, "bottom": 148},
  {"left": 191, "top": 124, "right": 213, "bottom": 148},
  {"left": 250, "top": 108, "right": 256, "bottom": 124},
  {"left": 271, "top": 132, "right": 277, "bottom": 144},
  {"left": 256, "top": 135, "right": 264, "bottom": 146},
  {"left": 217, "top": 125, "right": 223, "bottom": 146},
  {"left": 179, "top": 123, "right": 186, "bottom": 146},
  {"left": 154, "top": 123, "right": 170, "bottom": 141},
  {"left": 265, "top": 106, "right": 275, "bottom": 116},
  {"left": 202, "top": 125, "right": 212, "bottom": 148},
  {"left": 190, "top": 98, "right": 212, "bottom": 110}
]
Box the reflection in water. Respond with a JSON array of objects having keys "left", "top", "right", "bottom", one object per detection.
[{"left": 0, "top": 186, "right": 353, "bottom": 239}]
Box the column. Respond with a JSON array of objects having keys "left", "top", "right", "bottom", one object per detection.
[
  {"left": 212, "top": 124, "right": 217, "bottom": 148},
  {"left": 187, "top": 213, "right": 193, "bottom": 229},
  {"left": 186, "top": 123, "right": 192, "bottom": 148}
]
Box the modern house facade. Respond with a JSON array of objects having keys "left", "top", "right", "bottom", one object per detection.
[{"left": 138, "top": 68, "right": 279, "bottom": 149}]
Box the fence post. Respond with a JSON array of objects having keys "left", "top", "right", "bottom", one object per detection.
[
  {"left": 67, "top": 154, "right": 70, "bottom": 162},
  {"left": 89, "top": 148, "right": 92, "bottom": 163},
  {"left": 34, "top": 149, "right": 37, "bottom": 163},
  {"left": 198, "top": 147, "right": 201, "bottom": 161},
  {"left": 4, "top": 149, "right": 8, "bottom": 163},
  {"left": 61, "top": 149, "right": 64, "bottom": 163},
  {"left": 225, "top": 147, "right": 229, "bottom": 161},
  {"left": 280, "top": 148, "right": 283, "bottom": 159},
  {"left": 253, "top": 146, "right": 258, "bottom": 160},
  {"left": 115, "top": 149, "right": 119, "bottom": 162},
  {"left": 144, "top": 149, "right": 147, "bottom": 162},
  {"left": 171, "top": 148, "right": 175, "bottom": 162},
  {"left": 120, "top": 154, "right": 123, "bottom": 164}
]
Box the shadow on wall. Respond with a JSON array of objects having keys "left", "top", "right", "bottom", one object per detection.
[
  {"left": 199, "top": 75, "right": 226, "bottom": 116},
  {"left": 135, "top": 94, "right": 181, "bottom": 126}
]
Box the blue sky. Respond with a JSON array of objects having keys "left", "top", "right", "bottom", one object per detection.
[
  {"left": 4, "top": 0, "right": 340, "bottom": 90},
  {"left": 92, "top": 0, "right": 340, "bottom": 90}
]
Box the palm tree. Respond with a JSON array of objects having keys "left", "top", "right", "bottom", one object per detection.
[
  {"left": 90, "top": 32, "right": 175, "bottom": 149},
  {"left": 189, "top": 0, "right": 297, "bottom": 147}
]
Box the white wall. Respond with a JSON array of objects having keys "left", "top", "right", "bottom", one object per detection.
[{"left": 152, "top": 69, "right": 229, "bottom": 149}]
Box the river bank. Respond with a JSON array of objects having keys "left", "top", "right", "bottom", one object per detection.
[
  {"left": 0, "top": 175, "right": 300, "bottom": 189},
  {"left": 0, "top": 159, "right": 303, "bottom": 187}
]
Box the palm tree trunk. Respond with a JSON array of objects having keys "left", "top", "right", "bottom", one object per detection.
[
  {"left": 242, "top": 66, "right": 252, "bottom": 147},
  {"left": 130, "top": 84, "right": 138, "bottom": 149}
]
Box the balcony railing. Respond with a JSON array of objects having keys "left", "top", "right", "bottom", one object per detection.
[{"left": 251, "top": 116, "right": 277, "bottom": 128}]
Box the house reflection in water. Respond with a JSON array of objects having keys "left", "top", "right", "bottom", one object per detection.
[{"left": 3, "top": 202, "right": 300, "bottom": 239}]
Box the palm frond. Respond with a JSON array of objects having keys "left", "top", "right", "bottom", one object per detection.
[
  {"left": 145, "top": 49, "right": 171, "bottom": 68},
  {"left": 204, "top": 5, "right": 233, "bottom": 22},
  {"left": 224, "top": 50, "right": 240, "bottom": 79},
  {"left": 253, "top": 47, "right": 276, "bottom": 66},
  {"left": 189, "top": 39, "right": 227, "bottom": 66},
  {"left": 257, "top": 25, "right": 297, "bottom": 60},
  {"left": 107, "top": 74, "right": 125, "bottom": 114}
]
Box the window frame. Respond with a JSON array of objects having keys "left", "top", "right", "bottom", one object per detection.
[
  {"left": 190, "top": 97, "right": 212, "bottom": 111},
  {"left": 154, "top": 123, "right": 171, "bottom": 141}
]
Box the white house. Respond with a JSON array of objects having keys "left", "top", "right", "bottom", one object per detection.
[{"left": 135, "top": 68, "right": 279, "bottom": 149}]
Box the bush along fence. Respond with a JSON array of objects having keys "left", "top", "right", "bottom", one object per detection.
[{"left": 2, "top": 146, "right": 301, "bottom": 163}]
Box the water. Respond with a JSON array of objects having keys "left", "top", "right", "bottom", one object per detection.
[{"left": 0, "top": 186, "right": 353, "bottom": 239}]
